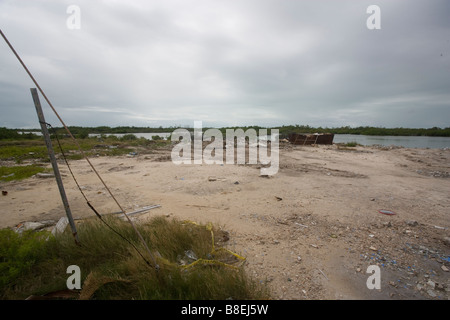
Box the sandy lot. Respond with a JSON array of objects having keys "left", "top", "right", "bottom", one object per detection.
[{"left": 1, "top": 142, "right": 449, "bottom": 300}]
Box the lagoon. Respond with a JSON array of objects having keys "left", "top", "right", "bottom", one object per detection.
[{"left": 334, "top": 134, "right": 450, "bottom": 149}]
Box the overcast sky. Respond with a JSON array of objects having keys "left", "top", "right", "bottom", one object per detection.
[{"left": 1, "top": 0, "right": 449, "bottom": 129}]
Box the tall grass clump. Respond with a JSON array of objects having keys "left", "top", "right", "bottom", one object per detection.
[{"left": 0, "top": 216, "right": 269, "bottom": 300}]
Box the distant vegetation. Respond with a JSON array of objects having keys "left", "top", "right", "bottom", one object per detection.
[
  {"left": 275, "top": 125, "right": 450, "bottom": 137},
  {"left": 1, "top": 125, "right": 450, "bottom": 140}
]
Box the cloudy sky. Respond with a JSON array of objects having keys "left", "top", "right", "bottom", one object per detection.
[{"left": 1, "top": 0, "right": 449, "bottom": 129}]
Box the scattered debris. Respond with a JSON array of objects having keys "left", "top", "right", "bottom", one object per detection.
[
  {"left": 295, "top": 223, "right": 308, "bottom": 228},
  {"left": 208, "top": 176, "right": 227, "bottom": 182},
  {"left": 288, "top": 133, "right": 334, "bottom": 145},
  {"left": 406, "top": 220, "right": 418, "bottom": 227},
  {"left": 35, "top": 172, "right": 55, "bottom": 178},
  {"left": 379, "top": 209, "right": 396, "bottom": 216},
  {"left": 52, "top": 217, "right": 69, "bottom": 235},
  {"left": 15, "top": 220, "right": 56, "bottom": 233},
  {"left": 108, "top": 165, "right": 134, "bottom": 172},
  {"left": 317, "top": 269, "right": 329, "bottom": 281},
  {"left": 115, "top": 205, "right": 161, "bottom": 219}
]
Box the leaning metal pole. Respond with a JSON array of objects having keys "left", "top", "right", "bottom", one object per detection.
[
  {"left": 30, "top": 88, "right": 80, "bottom": 244},
  {"left": 2, "top": 29, "right": 159, "bottom": 268}
]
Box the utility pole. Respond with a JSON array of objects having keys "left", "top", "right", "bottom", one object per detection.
[{"left": 30, "top": 88, "right": 79, "bottom": 244}]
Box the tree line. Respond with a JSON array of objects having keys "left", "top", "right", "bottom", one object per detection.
[{"left": 1, "top": 125, "right": 450, "bottom": 140}]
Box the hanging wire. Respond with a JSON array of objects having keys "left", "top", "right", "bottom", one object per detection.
[
  {"left": 1, "top": 29, "right": 159, "bottom": 270},
  {"left": 44, "top": 121, "right": 154, "bottom": 268}
]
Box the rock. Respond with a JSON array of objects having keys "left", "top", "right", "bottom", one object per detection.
[
  {"left": 443, "top": 237, "right": 450, "bottom": 247},
  {"left": 427, "top": 289, "right": 437, "bottom": 298},
  {"left": 436, "top": 283, "right": 446, "bottom": 291},
  {"left": 406, "top": 220, "right": 418, "bottom": 227}
]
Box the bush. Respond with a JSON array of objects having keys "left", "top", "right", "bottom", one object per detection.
[
  {"left": 344, "top": 141, "right": 358, "bottom": 147},
  {"left": 0, "top": 229, "right": 52, "bottom": 290},
  {"left": 120, "top": 134, "right": 137, "bottom": 141}
]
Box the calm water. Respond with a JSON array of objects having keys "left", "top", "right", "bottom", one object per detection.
[{"left": 334, "top": 134, "right": 450, "bottom": 149}]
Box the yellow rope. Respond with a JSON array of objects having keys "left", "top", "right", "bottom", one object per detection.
[{"left": 167, "top": 220, "right": 247, "bottom": 271}]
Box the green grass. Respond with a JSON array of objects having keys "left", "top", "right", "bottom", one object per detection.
[
  {"left": 0, "top": 216, "right": 269, "bottom": 300},
  {"left": 0, "top": 165, "right": 48, "bottom": 182},
  {"left": 0, "top": 137, "right": 152, "bottom": 166},
  {"left": 0, "top": 136, "right": 172, "bottom": 182},
  {"left": 343, "top": 141, "right": 359, "bottom": 147},
  {"left": 0, "top": 144, "right": 48, "bottom": 163}
]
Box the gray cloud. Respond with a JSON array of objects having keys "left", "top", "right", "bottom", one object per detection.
[{"left": 1, "top": 0, "right": 449, "bottom": 129}]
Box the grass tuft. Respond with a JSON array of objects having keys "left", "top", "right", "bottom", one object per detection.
[{"left": 0, "top": 216, "right": 269, "bottom": 300}]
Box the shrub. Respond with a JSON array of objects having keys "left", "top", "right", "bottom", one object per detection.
[
  {"left": 0, "top": 229, "right": 53, "bottom": 290},
  {"left": 120, "top": 134, "right": 137, "bottom": 141}
]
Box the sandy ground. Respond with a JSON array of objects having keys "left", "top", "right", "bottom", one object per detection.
[{"left": 1, "top": 142, "right": 449, "bottom": 300}]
